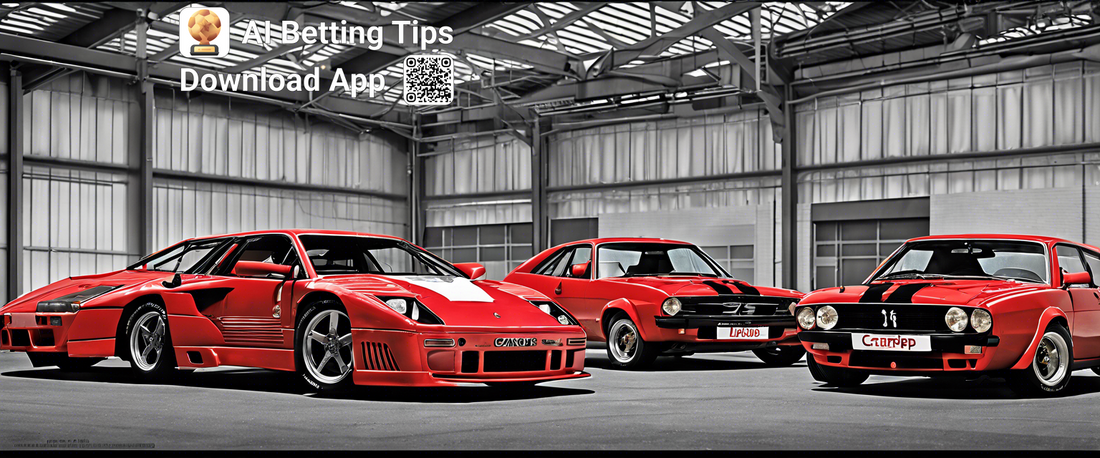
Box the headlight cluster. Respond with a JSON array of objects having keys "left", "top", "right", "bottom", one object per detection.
[
  {"left": 796, "top": 305, "right": 839, "bottom": 330},
  {"left": 796, "top": 307, "right": 817, "bottom": 330},
  {"left": 36, "top": 285, "right": 123, "bottom": 313},
  {"left": 661, "top": 297, "right": 682, "bottom": 316},
  {"left": 946, "top": 307, "right": 992, "bottom": 333},
  {"left": 530, "top": 301, "right": 578, "bottom": 326},
  {"left": 376, "top": 296, "right": 444, "bottom": 325}
]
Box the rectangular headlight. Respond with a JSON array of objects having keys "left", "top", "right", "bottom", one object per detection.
[
  {"left": 36, "top": 285, "right": 123, "bottom": 313},
  {"left": 424, "top": 338, "right": 455, "bottom": 347},
  {"left": 36, "top": 301, "right": 80, "bottom": 313},
  {"left": 567, "top": 338, "right": 587, "bottom": 346}
]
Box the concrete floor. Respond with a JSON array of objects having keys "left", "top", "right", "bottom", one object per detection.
[{"left": 1, "top": 348, "right": 1098, "bottom": 450}]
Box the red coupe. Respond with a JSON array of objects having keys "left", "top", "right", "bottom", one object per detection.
[
  {"left": 795, "top": 234, "right": 1100, "bottom": 396},
  {"left": 504, "top": 238, "right": 806, "bottom": 369},
  {"left": 0, "top": 230, "right": 589, "bottom": 390}
]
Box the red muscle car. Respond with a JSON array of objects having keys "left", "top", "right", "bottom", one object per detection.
[
  {"left": 795, "top": 234, "right": 1100, "bottom": 396},
  {"left": 504, "top": 238, "right": 806, "bottom": 369},
  {"left": 0, "top": 230, "right": 588, "bottom": 390}
]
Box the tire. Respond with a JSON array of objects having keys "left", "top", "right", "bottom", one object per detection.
[
  {"left": 752, "top": 345, "right": 807, "bottom": 367},
  {"left": 295, "top": 301, "right": 355, "bottom": 391},
  {"left": 124, "top": 302, "right": 180, "bottom": 381},
  {"left": 809, "top": 357, "right": 869, "bottom": 387},
  {"left": 1008, "top": 322, "right": 1073, "bottom": 397},
  {"left": 605, "top": 315, "right": 659, "bottom": 369}
]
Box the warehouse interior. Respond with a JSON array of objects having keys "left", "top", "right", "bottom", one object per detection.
[{"left": 2, "top": 0, "right": 1099, "bottom": 304}]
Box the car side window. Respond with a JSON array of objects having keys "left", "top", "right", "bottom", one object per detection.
[
  {"left": 563, "top": 247, "right": 592, "bottom": 278},
  {"left": 1056, "top": 245, "right": 1086, "bottom": 274},
  {"left": 1083, "top": 250, "right": 1100, "bottom": 287},
  {"left": 533, "top": 247, "right": 573, "bottom": 276},
  {"left": 220, "top": 235, "right": 302, "bottom": 278}
]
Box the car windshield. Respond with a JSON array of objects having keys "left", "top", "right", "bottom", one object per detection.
[
  {"left": 872, "top": 240, "right": 1048, "bottom": 283},
  {"left": 299, "top": 235, "right": 462, "bottom": 277},
  {"left": 597, "top": 243, "right": 731, "bottom": 278}
]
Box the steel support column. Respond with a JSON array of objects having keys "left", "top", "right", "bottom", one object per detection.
[
  {"left": 7, "top": 64, "right": 23, "bottom": 300},
  {"left": 133, "top": 15, "right": 154, "bottom": 257},
  {"left": 531, "top": 115, "right": 548, "bottom": 252},
  {"left": 780, "top": 87, "right": 797, "bottom": 290},
  {"left": 410, "top": 114, "right": 425, "bottom": 245}
]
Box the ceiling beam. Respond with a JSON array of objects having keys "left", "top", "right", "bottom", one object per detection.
[
  {"left": 588, "top": 2, "right": 760, "bottom": 77},
  {"left": 514, "top": 2, "right": 606, "bottom": 41}
]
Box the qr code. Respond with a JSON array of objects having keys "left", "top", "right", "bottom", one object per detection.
[{"left": 403, "top": 54, "right": 454, "bottom": 106}]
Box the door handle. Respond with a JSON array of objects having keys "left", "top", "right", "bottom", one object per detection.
[{"left": 555, "top": 282, "right": 562, "bottom": 295}]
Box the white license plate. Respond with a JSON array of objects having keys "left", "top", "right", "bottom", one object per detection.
[
  {"left": 716, "top": 326, "right": 768, "bottom": 340},
  {"left": 851, "top": 333, "right": 931, "bottom": 352}
]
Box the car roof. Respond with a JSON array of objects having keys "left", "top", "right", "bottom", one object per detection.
[
  {"left": 559, "top": 237, "right": 694, "bottom": 246},
  {"left": 180, "top": 229, "right": 408, "bottom": 244},
  {"left": 906, "top": 234, "right": 1100, "bottom": 251}
]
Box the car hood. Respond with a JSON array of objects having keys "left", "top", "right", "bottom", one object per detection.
[
  {"left": 1, "top": 269, "right": 172, "bottom": 313},
  {"left": 803, "top": 279, "right": 1049, "bottom": 307},
  {"left": 599, "top": 276, "right": 803, "bottom": 298},
  {"left": 317, "top": 275, "right": 568, "bottom": 327}
]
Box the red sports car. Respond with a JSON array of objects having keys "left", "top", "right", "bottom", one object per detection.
[
  {"left": 0, "top": 230, "right": 588, "bottom": 390},
  {"left": 795, "top": 234, "right": 1100, "bottom": 396},
  {"left": 504, "top": 238, "right": 806, "bottom": 369}
]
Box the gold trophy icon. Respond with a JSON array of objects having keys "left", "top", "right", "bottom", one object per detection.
[{"left": 187, "top": 9, "right": 221, "bottom": 55}]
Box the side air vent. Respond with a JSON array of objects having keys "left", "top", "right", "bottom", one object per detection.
[{"left": 361, "top": 341, "right": 400, "bottom": 371}]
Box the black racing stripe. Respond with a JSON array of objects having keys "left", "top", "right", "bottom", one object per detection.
[
  {"left": 702, "top": 280, "right": 734, "bottom": 295},
  {"left": 859, "top": 283, "right": 894, "bottom": 303},
  {"left": 724, "top": 280, "right": 760, "bottom": 296},
  {"left": 884, "top": 283, "right": 932, "bottom": 303}
]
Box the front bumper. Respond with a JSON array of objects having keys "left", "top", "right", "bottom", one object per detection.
[
  {"left": 350, "top": 327, "right": 590, "bottom": 387},
  {"left": 799, "top": 329, "right": 1002, "bottom": 373},
  {"left": 651, "top": 314, "right": 800, "bottom": 348},
  {"left": 1, "top": 312, "right": 74, "bottom": 353}
]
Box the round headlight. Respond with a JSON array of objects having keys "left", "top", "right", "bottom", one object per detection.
[
  {"left": 662, "top": 297, "right": 682, "bottom": 316},
  {"left": 796, "top": 307, "right": 816, "bottom": 330},
  {"left": 971, "top": 308, "right": 992, "bottom": 333},
  {"left": 385, "top": 298, "right": 408, "bottom": 314},
  {"left": 945, "top": 307, "right": 968, "bottom": 332},
  {"left": 816, "top": 305, "right": 838, "bottom": 330},
  {"left": 557, "top": 314, "right": 571, "bottom": 325}
]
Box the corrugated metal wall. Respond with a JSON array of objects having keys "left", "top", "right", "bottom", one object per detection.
[
  {"left": 795, "top": 61, "right": 1100, "bottom": 204},
  {"left": 9, "top": 73, "right": 408, "bottom": 296},
  {"left": 20, "top": 75, "right": 135, "bottom": 294}
]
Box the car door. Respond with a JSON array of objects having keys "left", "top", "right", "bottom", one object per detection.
[
  {"left": 1055, "top": 244, "right": 1100, "bottom": 359},
  {"left": 511, "top": 244, "right": 599, "bottom": 335},
  {"left": 213, "top": 234, "right": 303, "bottom": 349},
  {"left": 553, "top": 245, "right": 601, "bottom": 336}
]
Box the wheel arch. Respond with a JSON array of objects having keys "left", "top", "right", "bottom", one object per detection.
[
  {"left": 600, "top": 298, "right": 651, "bottom": 341},
  {"left": 1010, "top": 306, "right": 1072, "bottom": 370},
  {"left": 294, "top": 291, "right": 345, "bottom": 328},
  {"left": 113, "top": 294, "right": 166, "bottom": 360}
]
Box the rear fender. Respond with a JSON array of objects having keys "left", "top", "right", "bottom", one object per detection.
[
  {"left": 1010, "top": 307, "right": 1070, "bottom": 370},
  {"left": 600, "top": 298, "right": 650, "bottom": 341}
]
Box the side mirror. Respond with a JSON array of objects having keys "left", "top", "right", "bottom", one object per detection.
[
  {"left": 234, "top": 261, "right": 293, "bottom": 279},
  {"left": 454, "top": 262, "right": 486, "bottom": 280},
  {"left": 1062, "top": 271, "right": 1092, "bottom": 287},
  {"left": 570, "top": 261, "right": 590, "bottom": 278}
]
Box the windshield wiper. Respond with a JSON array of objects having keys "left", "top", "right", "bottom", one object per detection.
[
  {"left": 663, "top": 272, "right": 719, "bottom": 277},
  {"left": 878, "top": 270, "right": 940, "bottom": 280}
]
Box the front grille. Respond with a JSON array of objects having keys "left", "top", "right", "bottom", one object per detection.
[
  {"left": 10, "top": 329, "right": 30, "bottom": 347},
  {"left": 678, "top": 295, "right": 796, "bottom": 317},
  {"left": 817, "top": 303, "right": 974, "bottom": 333},
  {"left": 33, "top": 329, "right": 54, "bottom": 347},
  {"left": 360, "top": 342, "right": 400, "bottom": 371},
  {"left": 461, "top": 351, "right": 479, "bottom": 373},
  {"left": 483, "top": 350, "right": 547, "bottom": 373},
  {"left": 849, "top": 351, "right": 944, "bottom": 369}
]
